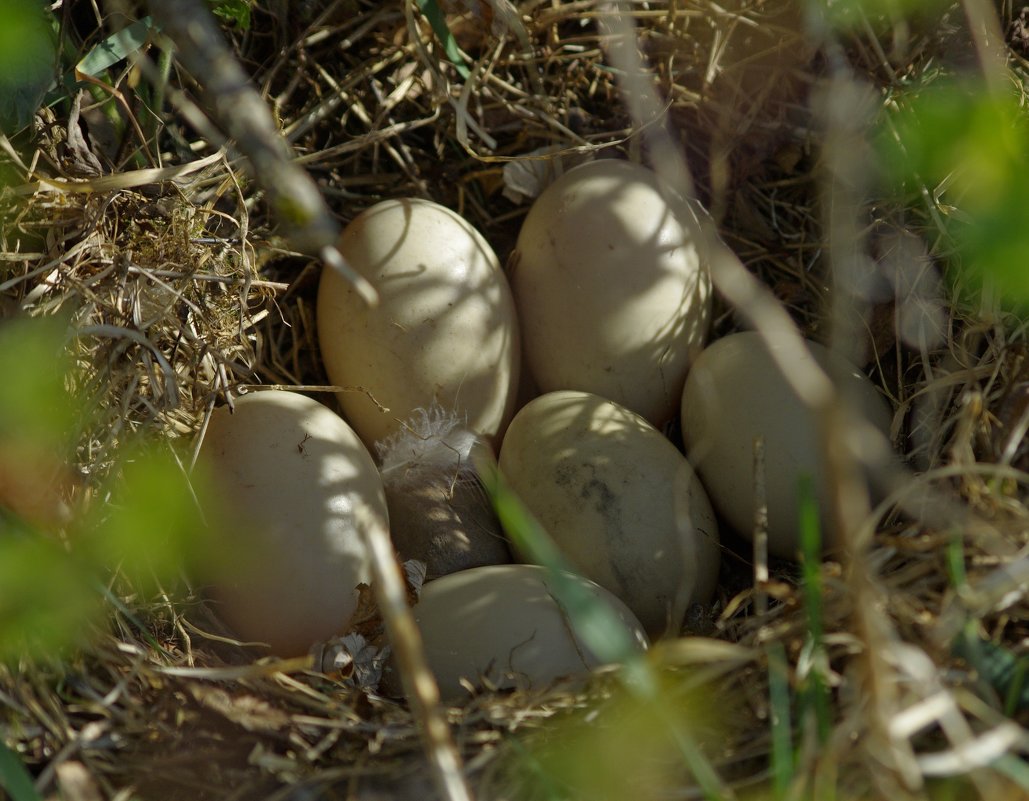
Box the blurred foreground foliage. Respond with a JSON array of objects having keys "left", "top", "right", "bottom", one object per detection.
[
  {"left": 877, "top": 80, "right": 1029, "bottom": 307},
  {"left": 0, "top": 316, "right": 217, "bottom": 665}
]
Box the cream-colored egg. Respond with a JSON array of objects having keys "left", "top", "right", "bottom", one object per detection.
[
  {"left": 197, "top": 391, "right": 387, "bottom": 656},
  {"left": 511, "top": 159, "right": 712, "bottom": 427},
  {"left": 680, "top": 332, "right": 892, "bottom": 559},
  {"left": 317, "top": 198, "right": 520, "bottom": 449},
  {"left": 382, "top": 564, "right": 648, "bottom": 700},
  {"left": 498, "top": 391, "right": 719, "bottom": 637}
]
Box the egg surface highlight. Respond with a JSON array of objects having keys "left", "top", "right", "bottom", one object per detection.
[
  {"left": 498, "top": 390, "right": 719, "bottom": 637},
  {"left": 680, "top": 331, "right": 892, "bottom": 559},
  {"left": 511, "top": 159, "right": 712, "bottom": 427},
  {"left": 197, "top": 391, "right": 387, "bottom": 656},
  {"left": 317, "top": 198, "right": 520, "bottom": 449},
  {"left": 383, "top": 564, "right": 648, "bottom": 700}
]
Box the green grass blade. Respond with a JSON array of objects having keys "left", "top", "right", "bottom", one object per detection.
[
  {"left": 0, "top": 741, "right": 41, "bottom": 801},
  {"left": 797, "top": 474, "right": 830, "bottom": 746},
  {"left": 768, "top": 641, "right": 794, "bottom": 799},
  {"left": 417, "top": 0, "right": 471, "bottom": 79}
]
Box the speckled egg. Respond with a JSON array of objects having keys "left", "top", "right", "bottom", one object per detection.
[{"left": 498, "top": 390, "right": 719, "bottom": 636}]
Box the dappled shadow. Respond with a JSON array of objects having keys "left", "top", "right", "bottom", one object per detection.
[
  {"left": 509, "top": 159, "right": 712, "bottom": 428},
  {"left": 316, "top": 198, "right": 521, "bottom": 453}
]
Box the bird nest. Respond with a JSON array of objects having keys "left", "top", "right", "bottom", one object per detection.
[{"left": 1, "top": 1, "right": 1028, "bottom": 799}]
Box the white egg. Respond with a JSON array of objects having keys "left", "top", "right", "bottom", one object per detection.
[
  {"left": 680, "top": 331, "right": 892, "bottom": 559},
  {"left": 317, "top": 198, "right": 520, "bottom": 449},
  {"left": 511, "top": 159, "right": 712, "bottom": 427},
  {"left": 382, "top": 564, "right": 648, "bottom": 700},
  {"left": 498, "top": 390, "right": 719, "bottom": 637},
  {"left": 197, "top": 391, "right": 387, "bottom": 656}
]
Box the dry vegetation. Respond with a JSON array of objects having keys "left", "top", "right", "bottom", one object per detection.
[{"left": 1, "top": 0, "right": 1028, "bottom": 799}]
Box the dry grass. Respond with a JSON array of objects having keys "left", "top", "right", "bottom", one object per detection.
[{"left": 1, "top": 0, "right": 1028, "bottom": 799}]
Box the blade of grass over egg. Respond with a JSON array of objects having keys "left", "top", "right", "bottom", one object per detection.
[
  {"left": 475, "top": 455, "right": 650, "bottom": 681},
  {"left": 798, "top": 474, "right": 830, "bottom": 747},
  {"left": 475, "top": 454, "right": 733, "bottom": 801}
]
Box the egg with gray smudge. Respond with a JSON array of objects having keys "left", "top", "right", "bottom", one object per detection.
[{"left": 498, "top": 390, "right": 719, "bottom": 637}]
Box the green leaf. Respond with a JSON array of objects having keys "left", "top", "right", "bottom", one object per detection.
[
  {"left": 0, "top": 0, "right": 58, "bottom": 134},
  {"left": 0, "top": 522, "right": 101, "bottom": 663},
  {"left": 994, "top": 755, "right": 1029, "bottom": 793},
  {"left": 75, "top": 16, "right": 156, "bottom": 78},
  {"left": 877, "top": 82, "right": 1029, "bottom": 304},
  {"left": 82, "top": 446, "right": 219, "bottom": 596},
  {"left": 952, "top": 625, "right": 1029, "bottom": 715},
  {"left": 0, "top": 740, "right": 41, "bottom": 801},
  {"left": 818, "top": 0, "right": 950, "bottom": 30},
  {"left": 417, "top": 0, "right": 471, "bottom": 79},
  {"left": 0, "top": 315, "right": 75, "bottom": 448},
  {"left": 209, "top": 0, "right": 252, "bottom": 30}
]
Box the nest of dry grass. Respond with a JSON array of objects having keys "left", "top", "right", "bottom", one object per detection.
[{"left": 1, "top": 1, "right": 1028, "bottom": 799}]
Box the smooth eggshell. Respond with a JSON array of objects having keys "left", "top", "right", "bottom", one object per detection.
[
  {"left": 383, "top": 564, "right": 648, "bottom": 700},
  {"left": 317, "top": 198, "right": 520, "bottom": 449},
  {"left": 511, "top": 159, "right": 712, "bottom": 427},
  {"left": 498, "top": 391, "right": 719, "bottom": 636},
  {"left": 197, "top": 391, "right": 387, "bottom": 656},
  {"left": 680, "top": 332, "right": 892, "bottom": 559}
]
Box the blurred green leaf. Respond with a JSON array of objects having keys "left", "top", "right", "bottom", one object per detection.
[
  {"left": 767, "top": 641, "right": 794, "bottom": 799},
  {"left": 818, "top": 0, "right": 949, "bottom": 30},
  {"left": 0, "top": 521, "right": 101, "bottom": 663},
  {"left": 0, "top": 0, "right": 57, "bottom": 134},
  {"left": 82, "top": 447, "right": 218, "bottom": 596},
  {"left": 0, "top": 740, "right": 41, "bottom": 801},
  {"left": 75, "top": 16, "right": 155, "bottom": 79},
  {"left": 0, "top": 316, "right": 75, "bottom": 447},
  {"left": 508, "top": 676, "right": 720, "bottom": 801},
  {"left": 797, "top": 475, "right": 830, "bottom": 746},
  {"left": 953, "top": 624, "right": 1029, "bottom": 715},
  {"left": 209, "top": 0, "right": 252, "bottom": 30},
  {"left": 877, "top": 82, "right": 1029, "bottom": 303}
]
